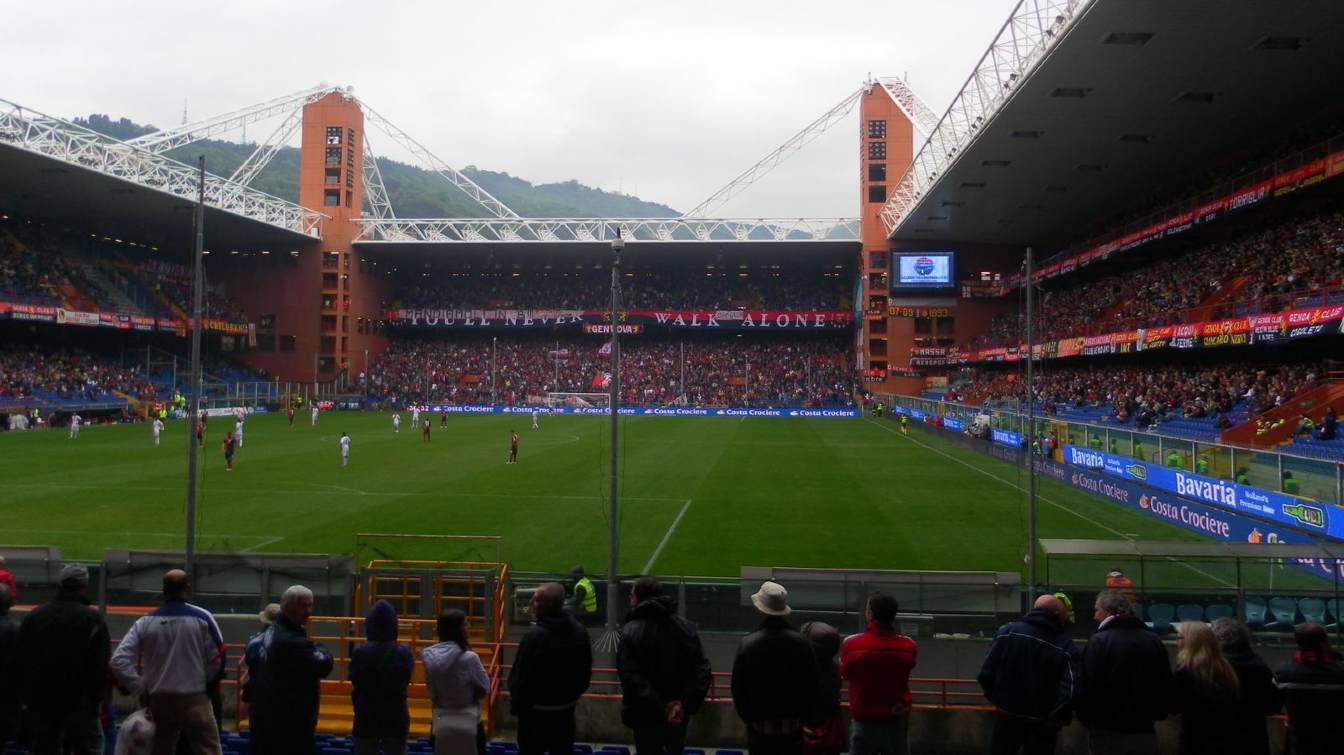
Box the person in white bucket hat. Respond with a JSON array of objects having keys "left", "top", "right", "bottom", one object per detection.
[{"left": 731, "top": 581, "right": 819, "bottom": 754}]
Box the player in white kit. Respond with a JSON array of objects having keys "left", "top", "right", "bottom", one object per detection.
[
  {"left": 339, "top": 432, "right": 351, "bottom": 467},
  {"left": 392, "top": 413, "right": 402, "bottom": 433},
  {"left": 532, "top": 409, "right": 539, "bottom": 430},
  {"left": 234, "top": 418, "right": 245, "bottom": 448},
  {"left": 68, "top": 413, "right": 81, "bottom": 439},
  {"left": 411, "top": 405, "right": 421, "bottom": 425},
  {"left": 152, "top": 418, "right": 164, "bottom": 446},
  {"left": 311, "top": 405, "right": 319, "bottom": 427}
]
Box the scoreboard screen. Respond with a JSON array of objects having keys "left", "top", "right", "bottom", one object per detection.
[{"left": 892, "top": 252, "right": 955, "bottom": 290}]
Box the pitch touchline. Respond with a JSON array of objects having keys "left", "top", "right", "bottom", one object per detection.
[
  {"left": 642, "top": 499, "right": 694, "bottom": 574},
  {"left": 862, "top": 418, "right": 1237, "bottom": 589},
  {"left": 2, "top": 528, "right": 277, "bottom": 541}
]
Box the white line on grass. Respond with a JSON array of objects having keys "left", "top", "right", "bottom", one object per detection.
[
  {"left": 2, "top": 528, "right": 275, "bottom": 541},
  {"left": 239, "top": 536, "right": 285, "bottom": 553},
  {"left": 862, "top": 418, "right": 1236, "bottom": 589},
  {"left": 642, "top": 499, "right": 693, "bottom": 574}
]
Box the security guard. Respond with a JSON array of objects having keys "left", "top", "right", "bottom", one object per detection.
[
  {"left": 900, "top": 414, "right": 909, "bottom": 434},
  {"left": 565, "top": 565, "right": 597, "bottom": 618}
]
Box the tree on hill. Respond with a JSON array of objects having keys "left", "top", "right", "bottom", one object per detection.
[{"left": 78, "top": 114, "right": 680, "bottom": 218}]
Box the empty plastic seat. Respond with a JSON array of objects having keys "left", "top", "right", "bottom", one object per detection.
[
  {"left": 572, "top": 746, "right": 595, "bottom": 755},
  {"left": 1244, "top": 597, "right": 1268, "bottom": 628},
  {"left": 1299, "top": 598, "right": 1328, "bottom": 625},
  {"left": 1204, "top": 604, "right": 1235, "bottom": 622},
  {"left": 1175, "top": 604, "right": 1204, "bottom": 623},
  {"left": 1144, "top": 603, "right": 1176, "bottom": 633},
  {"left": 597, "top": 748, "right": 631, "bottom": 755},
  {"left": 1267, "top": 597, "right": 1299, "bottom": 628}
]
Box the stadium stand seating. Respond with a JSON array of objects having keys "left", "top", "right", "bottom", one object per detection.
[
  {"left": 0, "top": 218, "right": 248, "bottom": 323},
  {"left": 972, "top": 206, "right": 1344, "bottom": 348},
  {"left": 365, "top": 336, "right": 856, "bottom": 408}
]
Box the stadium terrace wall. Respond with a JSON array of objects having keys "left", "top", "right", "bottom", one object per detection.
[
  {"left": 0, "top": 300, "right": 250, "bottom": 336},
  {"left": 913, "top": 302, "right": 1344, "bottom": 365},
  {"left": 887, "top": 409, "right": 1344, "bottom": 582}
]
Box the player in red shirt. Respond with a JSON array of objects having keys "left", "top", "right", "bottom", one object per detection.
[
  {"left": 222, "top": 431, "right": 236, "bottom": 471},
  {"left": 508, "top": 430, "right": 519, "bottom": 464},
  {"left": 422, "top": 418, "right": 431, "bottom": 442},
  {"left": 287, "top": 406, "right": 295, "bottom": 426}
]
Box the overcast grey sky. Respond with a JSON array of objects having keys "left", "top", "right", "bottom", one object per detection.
[{"left": 1, "top": 0, "right": 1014, "bottom": 217}]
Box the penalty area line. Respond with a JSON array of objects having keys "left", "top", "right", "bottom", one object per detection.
[{"left": 642, "top": 499, "right": 693, "bottom": 574}]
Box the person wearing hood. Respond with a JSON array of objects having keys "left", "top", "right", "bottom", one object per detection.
[
  {"left": 423, "top": 609, "right": 490, "bottom": 755},
  {"left": 508, "top": 582, "right": 592, "bottom": 755},
  {"left": 350, "top": 600, "right": 413, "bottom": 755},
  {"left": 977, "top": 594, "right": 1080, "bottom": 754},
  {"left": 616, "top": 577, "right": 711, "bottom": 755},
  {"left": 799, "top": 622, "right": 843, "bottom": 755},
  {"left": 16, "top": 563, "right": 110, "bottom": 755}
]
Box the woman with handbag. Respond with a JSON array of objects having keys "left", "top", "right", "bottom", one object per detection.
[{"left": 423, "top": 609, "right": 490, "bottom": 755}]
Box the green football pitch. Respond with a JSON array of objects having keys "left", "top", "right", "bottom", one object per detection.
[{"left": 0, "top": 410, "right": 1213, "bottom": 578}]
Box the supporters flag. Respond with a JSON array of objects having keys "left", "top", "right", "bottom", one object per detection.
[
  {"left": 597, "top": 340, "right": 612, "bottom": 356},
  {"left": 591, "top": 372, "right": 612, "bottom": 389}
]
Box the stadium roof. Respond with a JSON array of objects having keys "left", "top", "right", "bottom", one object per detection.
[
  {"left": 0, "top": 142, "right": 318, "bottom": 254},
  {"left": 892, "top": 0, "right": 1344, "bottom": 248}
]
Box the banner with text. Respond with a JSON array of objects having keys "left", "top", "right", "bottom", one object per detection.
[{"left": 387, "top": 308, "right": 854, "bottom": 331}]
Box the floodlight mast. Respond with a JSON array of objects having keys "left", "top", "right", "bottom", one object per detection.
[{"left": 601, "top": 232, "right": 625, "bottom": 651}]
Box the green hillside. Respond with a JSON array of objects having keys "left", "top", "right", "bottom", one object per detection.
[{"left": 74, "top": 114, "right": 680, "bottom": 218}]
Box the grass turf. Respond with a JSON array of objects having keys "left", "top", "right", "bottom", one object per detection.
[{"left": 0, "top": 411, "right": 1216, "bottom": 579}]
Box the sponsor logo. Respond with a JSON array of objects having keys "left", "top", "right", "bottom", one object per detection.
[
  {"left": 1175, "top": 473, "right": 1237, "bottom": 507},
  {"left": 1282, "top": 503, "right": 1326, "bottom": 529},
  {"left": 1067, "top": 447, "right": 1105, "bottom": 468},
  {"left": 914, "top": 257, "right": 935, "bottom": 276},
  {"left": 1125, "top": 463, "right": 1147, "bottom": 481}
]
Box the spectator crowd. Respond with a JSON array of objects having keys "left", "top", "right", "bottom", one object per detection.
[
  {"left": 0, "top": 345, "right": 161, "bottom": 403},
  {"left": 3, "top": 566, "right": 1342, "bottom": 755},
  {"left": 1, "top": 220, "right": 249, "bottom": 323},
  {"left": 951, "top": 362, "right": 1325, "bottom": 426},
  {"left": 364, "top": 337, "right": 857, "bottom": 408},
  {"left": 393, "top": 266, "right": 849, "bottom": 313},
  {"left": 973, "top": 208, "right": 1344, "bottom": 348}
]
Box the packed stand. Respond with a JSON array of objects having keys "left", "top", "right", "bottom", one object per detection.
[
  {"left": 972, "top": 208, "right": 1344, "bottom": 348},
  {"left": 0, "top": 345, "right": 160, "bottom": 405},
  {"left": 394, "top": 266, "right": 849, "bottom": 312},
  {"left": 953, "top": 362, "right": 1325, "bottom": 429},
  {"left": 0, "top": 219, "right": 250, "bottom": 323},
  {"left": 363, "top": 336, "right": 856, "bottom": 408}
]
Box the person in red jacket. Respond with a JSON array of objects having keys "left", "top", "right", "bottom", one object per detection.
[
  {"left": 0, "top": 556, "right": 15, "bottom": 603},
  {"left": 840, "top": 592, "right": 918, "bottom": 755}
]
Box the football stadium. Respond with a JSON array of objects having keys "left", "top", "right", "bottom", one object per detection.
[{"left": 3, "top": 0, "right": 1344, "bottom": 753}]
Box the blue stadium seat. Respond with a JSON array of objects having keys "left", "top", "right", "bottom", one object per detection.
[
  {"left": 1204, "top": 604, "right": 1235, "bottom": 622},
  {"left": 1244, "top": 597, "right": 1268, "bottom": 628},
  {"left": 572, "top": 746, "right": 594, "bottom": 755},
  {"left": 1144, "top": 603, "right": 1176, "bottom": 633},
  {"left": 1267, "top": 597, "right": 1299, "bottom": 628},
  {"left": 1299, "top": 598, "right": 1328, "bottom": 625},
  {"left": 1175, "top": 604, "right": 1204, "bottom": 624},
  {"left": 597, "top": 748, "right": 631, "bottom": 755}
]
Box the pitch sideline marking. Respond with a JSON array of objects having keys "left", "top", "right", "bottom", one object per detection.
[
  {"left": 862, "top": 418, "right": 1237, "bottom": 588},
  {"left": 2, "top": 528, "right": 276, "bottom": 541},
  {"left": 642, "top": 499, "right": 694, "bottom": 574}
]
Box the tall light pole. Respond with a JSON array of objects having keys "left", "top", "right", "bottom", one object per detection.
[
  {"left": 599, "top": 231, "right": 625, "bottom": 651},
  {"left": 183, "top": 156, "right": 206, "bottom": 568},
  {"left": 1025, "top": 246, "right": 1037, "bottom": 591}
]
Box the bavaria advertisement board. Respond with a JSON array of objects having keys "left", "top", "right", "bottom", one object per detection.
[{"left": 1062, "top": 445, "right": 1338, "bottom": 540}]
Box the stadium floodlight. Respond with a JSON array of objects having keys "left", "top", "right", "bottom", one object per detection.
[{"left": 599, "top": 230, "right": 625, "bottom": 650}]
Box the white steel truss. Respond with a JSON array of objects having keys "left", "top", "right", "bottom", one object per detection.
[
  {"left": 879, "top": 0, "right": 1094, "bottom": 236},
  {"left": 355, "top": 217, "right": 859, "bottom": 244},
  {"left": 877, "top": 77, "right": 941, "bottom": 140},
  {"left": 359, "top": 102, "right": 520, "bottom": 220},
  {"left": 0, "top": 99, "right": 324, "bottom": 238},
  {"left": 229, "top": 106, "right": 304, "bottom": 185},
  {"left": 682, "top": 87, "right": 865, "bottom": 218},
  {"left": 360, "top": 134, "right": 397, "bottom": 223},
  {"left": 128, "top": 84, "right": 340, "bottom": 154}
]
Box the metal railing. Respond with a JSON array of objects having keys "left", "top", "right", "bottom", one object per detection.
[{"left": 885, "top": 394, "right": 1344, "bottom": 506}]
